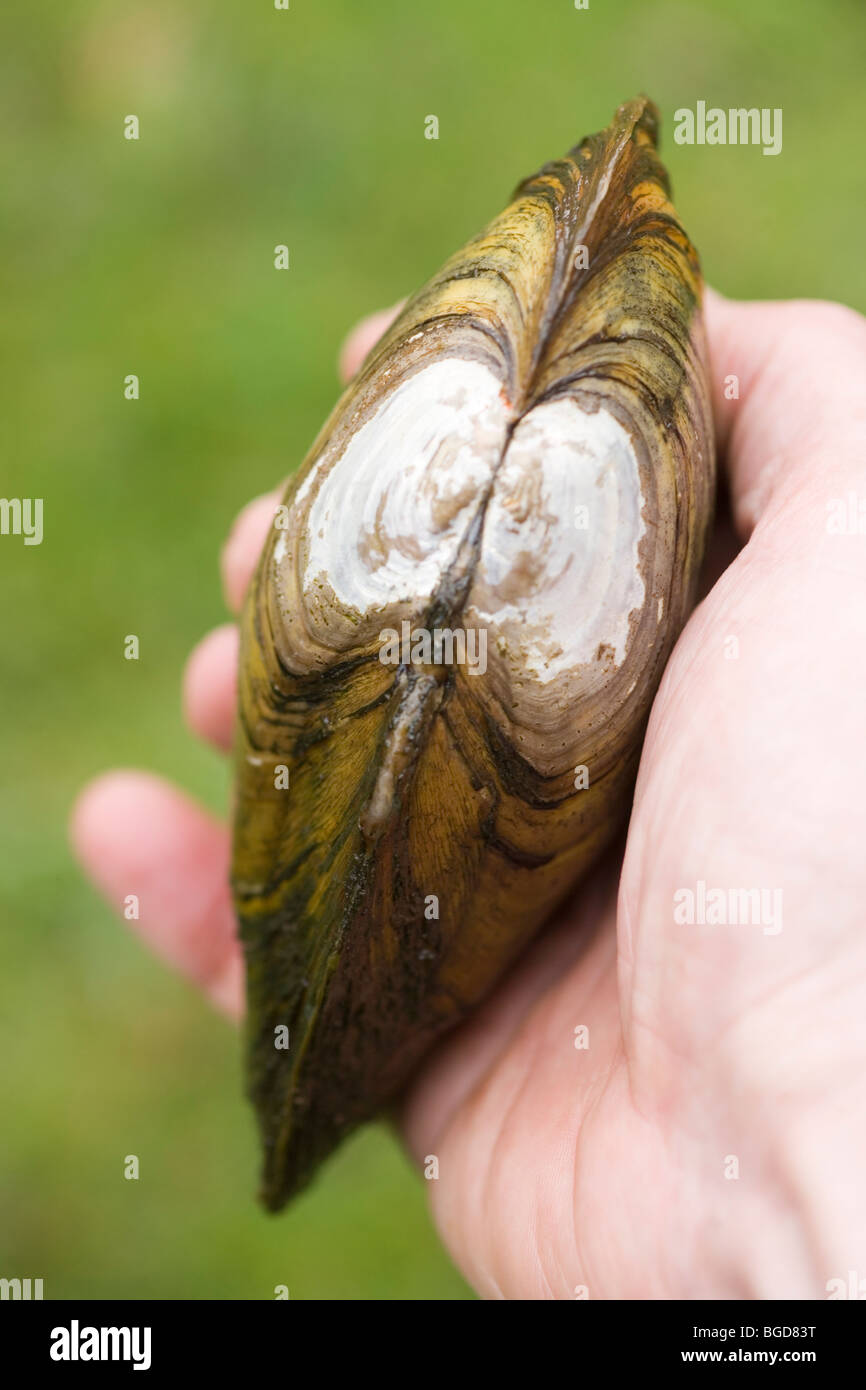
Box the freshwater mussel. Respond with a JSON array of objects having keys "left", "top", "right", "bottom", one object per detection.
[{"left": 232, "top": 96, "right": 715, "bottom": 1209}]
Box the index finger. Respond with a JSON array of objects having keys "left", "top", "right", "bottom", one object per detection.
[{"left": 704, "top": 288, "right": 866, "bottom": 537}]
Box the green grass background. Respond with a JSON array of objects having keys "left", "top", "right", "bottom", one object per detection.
[{"left": 1, "top": 0, "right": 864, "bottom": 1300}]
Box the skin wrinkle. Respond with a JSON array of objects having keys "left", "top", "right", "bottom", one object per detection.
[
  {"left": 477, "top": 1007, "right": 558, "bottom": 1296},
  {"left": 650, "top": 1103, "right": 711, "bottom": 1297},
  {"left": 723, "top": 368, "right": 778, "bottom": 526},
  {"left": 568, "top": 1030, "right": 622, "bottom": 1298},
  {"left": 534, "top": 927, "right": 621, "bottom": 1295},
  {"left": 774, "top": 1067, "right": 866, "bottom": 1294},
  {"left": 538, "top": 932, "right": 622, "bottom": 1297},
  {"left": 582, "top": 1028, "right": 705, "bottom": 1299},
  {"left": 529, "top": 1166, "right": 564, "bottom": 1299},
  {"left": 777, "top": 467, "right": 865, "bottom": 547},
  {"left": 546, "top": 1131, "right": 585, "bottom": 1297},
  {"left": 535, "top": 1248, "right": 559, "bottom": 1302},
  {"left": 457, "top": 1067, "right": 525, "bottom": 1296},
  {"left": 624, "top": 1000, "right": 814, "bottom": 1299},
  {"left": 435, "top": 914, "right": 614, "bottom": 1297},
  {"left": 711, "top": 949, "right": 866, "bottom": 1110},
  {"left": 709, "top": 1111, "right": 823, "bottom": 1299}
]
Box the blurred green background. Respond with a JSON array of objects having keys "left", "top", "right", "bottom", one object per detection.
[{"left": 1, "top": 0, "right": 864, "bottom": 1300}]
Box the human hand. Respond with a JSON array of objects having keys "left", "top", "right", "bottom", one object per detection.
[{"left": 72, "top": 290, "right": 866, "bottom": 1299}]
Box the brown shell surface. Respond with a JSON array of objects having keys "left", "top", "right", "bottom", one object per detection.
[{"left": 232, "top": 97, "right": 715, "bottom": 1210}]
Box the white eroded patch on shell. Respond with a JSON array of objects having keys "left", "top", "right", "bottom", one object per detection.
[
  {"left": 467, "top": 398, "right": 645, "bottom": 681},
  {"left": 300, "top": 359, "right": 509, "bottom": 630},
  {"left": 461, "top": 398, "right": 647, "bottom": 772}
]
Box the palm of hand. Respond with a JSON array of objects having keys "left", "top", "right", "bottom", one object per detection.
[{"left": 74, "top": 292, "right": 866, "bottom": 1299}]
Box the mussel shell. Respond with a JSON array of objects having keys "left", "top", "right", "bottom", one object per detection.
[{"left": 233, "top": 96, "right": 715, "bottom": 1210}]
